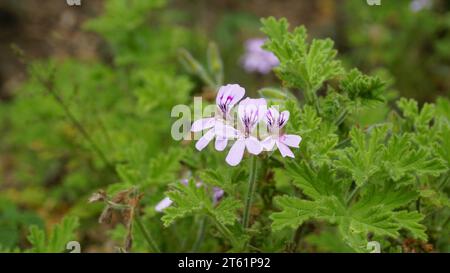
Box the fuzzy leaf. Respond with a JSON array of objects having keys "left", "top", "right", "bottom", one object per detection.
[
  {"left": 335, "top": 126, "right": 387, "bottom": 186},
  {"left": 27, "top": 216, "right": 79, "bottom": 253},
  {"left": 261, "top": 17, "right": 343, "bottom": 94}
]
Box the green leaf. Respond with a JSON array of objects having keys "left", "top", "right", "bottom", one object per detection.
[
  {"left": 285, "top": 102, "right": 338, "bottom": 165},
  {"left": 212, "top": 198, "right": 241, "bottom": 226},
  {"left": 162, "top": 179, "right": 241, "bottom": 227},
  {"left": 392, "top": 211, "right": 427, "bottom": 241},
  {"left": 397, "top": 98, "right": 435, "bottom": 132},
  {"left": 340, "top": 68, "right": 385, "bottom": 107},
  {"left": 382, "top": 134, "right": 447, "bottom": 181},
  {"left": 198, "top": 168, "right": 244, "bottom": 195},
  {"left": 258, "top": 87, "right": 295, "bottom": 102},
  {"left": 270, "top": 196, "right": 317, "bottom": 231},
  {"left": 285, "top": 161, "right": 346, "bottom": 202},
  {"left": 27, "top": 216, "right": 79, "bottom": 253},
  {"left": 261, "top": 17, "right": 343, "bottom": 94},
  {"left": 335, "top": 126, "right": 387, "bottom": 186}
]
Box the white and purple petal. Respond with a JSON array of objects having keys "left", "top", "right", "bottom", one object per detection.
[
  {"left": 226, "top": 138, "right": 246, "bottom": 166},
  {"left": 276, "top": 141, "right": 295, "bottom": 158},
  {"left": 215, "top": 136, "right": 228, "bottom": 151},
  {"left": 280, "top": 134, "right": 302, "bottom": 148},
  {"left": 191, "top": 117, "right": 216, "bottom": 132},
  {"left": 155, "top": 197, "right": 173, "bottom": 212},
  {"left": 216, "top": 84, "right": 245, "bottom": 116},
  {"left": 245, "top": 136, "right": 263, "bottom": 155},
  {"left": 261, "top": 136, "right": 276, "bottom": 151},
  {"left": 195, "top": 128, "right": 215, "bottom": 151}
]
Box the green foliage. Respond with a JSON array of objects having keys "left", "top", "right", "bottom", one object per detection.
[
  {"left": 261, "top": 16, "right": 448, "bottom": 253},
  {"left": 340, "top": 68, "right": 385, "bottom": 107},
  {"left": 162, "top": 179, "right": 241, "bottom": 227},
  {"left": 261, "top": 17, "right": 344, "bottom": 95},
  {"left": 27, "top": 216, "right": 79, "bottom": 253},
  {"left": 336, "top": 126, "right": 387, "bottom": 186}
]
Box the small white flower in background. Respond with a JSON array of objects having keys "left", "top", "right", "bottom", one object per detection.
[
  {"left": 242, "top": 38, "right": 279, "bottom": 74},
  {"left": 410, "top": 0, "right": 432, "bottom": 12}
]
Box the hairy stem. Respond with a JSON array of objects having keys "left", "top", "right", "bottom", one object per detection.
[
  {"left": 242, "top": 156, "right": 258, "bottom": 229},
  {"left": 134, "top": 215, "right": 161, "bottom": 253}
]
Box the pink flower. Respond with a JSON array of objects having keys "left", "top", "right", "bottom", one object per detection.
[
  {"left": 261, "top": 107, "right": 302, "bottom": 158},
  {"left": 191, "top": 84, "right": 245, "bottom": 151},
  {"left": 242, "top": 38, "right": 279, "bottom": 74},
  {"left": 225, "top": 98, "right": 267, "bottom": 166}
]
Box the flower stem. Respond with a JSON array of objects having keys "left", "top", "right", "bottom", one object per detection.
[
  {"left": 134, "top": 215, "right": 161, "bottom": 253},
  {"left": 242, "top": 156, "right": 258, "bottom": 229},
  {"left": 190, "top": 216, "right": 207, "bottom": 252}
]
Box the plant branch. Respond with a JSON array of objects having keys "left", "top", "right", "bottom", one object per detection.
[
  {"left": 37, "top": 73, "right": 115, "bottom": 171},
  {"left": 134, "top": 215, "right": 161, "bottom": 253},
  {"left": 242, "top": 156, "right": 258, "bottom": 229}
]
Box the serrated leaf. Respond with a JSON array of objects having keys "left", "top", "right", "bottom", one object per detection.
[
  {"left": 335, "top": 126, "right": 387, "bottom": 186},
  {"left": 392, "top": 211, "right": 427, "bottom": 241},
  {"left": 212, "top": 198, "right": 241, "bottom": 226},
  {"left": 382, "top": 134, "right": 447, "bottom": 181},
  {"left": 340, "top": 68, "right": 385, "bottom": 107},
  {"left": 27, "top": 216, "right": 79, "bottom": 253},
  {"left": 270, "top": 196, "right": 317, "bottom": 231},
  {"left": 285, "top": 161, "right": 346, "bottom": 201},
  {"left": 261, "top": 17, "right": 343, "bottom": 95},
  {"left": 161, "top": 179, "right": 240, "bottom": 228}
]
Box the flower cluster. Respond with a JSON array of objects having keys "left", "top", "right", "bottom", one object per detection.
[
  {"left": 191, "top": 84, "right": 302, "bottom": 166},
  {"left": 241, "top": 38, "right": 279, "bottom": 74}
]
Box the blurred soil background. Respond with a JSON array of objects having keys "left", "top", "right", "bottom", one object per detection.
[{"left": 0, "top": 0, "right": 341, "bottom": 101}]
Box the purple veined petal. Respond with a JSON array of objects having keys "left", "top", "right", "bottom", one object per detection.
[
  {"left": 265, "top": 107, "right": 279, "bottom": 128},
  {"left": 238, "top": 98, "right": 267, "bottom": 132},
  {"left": 245, "top": 136, "right": 263, "bottom": 155},
  {"left": 276, "top": 141, "right": 295, "bottom": 158},
  {"left": 155, "top": 197, "right": 173, "bottom": 212},
  {"left": 261, "top": 136, "right": 276, "bottom": 151},
  {"left": 281, "top": 134, "right": 302, "bottom": 148},
  {"left": 278, "top": 111, "right": 290, "bottom": 128},
  {"left": 226, "top": 138, "right": 246, "bottom": 166},
  {"left": 212, "top": 187, "right": 224, "bottom": 204},
  {"left": 191, "top": 118, "right": 216, "bottom": 132},
  {"left": 215, "top": 136, "right": 228, "bottom": 151},
  {"left": 216, "top": 84, "right": 245, "bottom": 116},
  {"left": 195, "top": 128, "right": 215, "bottom": 151}
]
